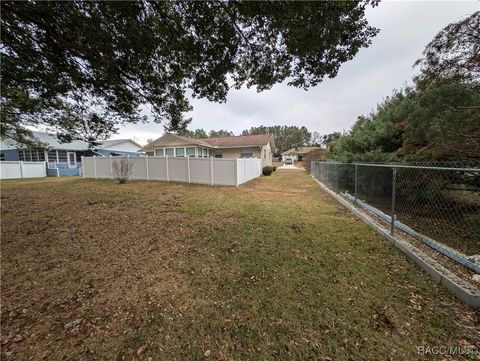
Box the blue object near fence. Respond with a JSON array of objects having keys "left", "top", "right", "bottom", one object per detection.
[{"left": 341, "top": 191, "right": 480, "bottom": 274}]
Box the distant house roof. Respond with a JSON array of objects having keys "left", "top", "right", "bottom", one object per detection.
[
  {"left": 0, "top": 131, "right": 90, "bottom": 151},
  {"left": 141, "top": 133, "right": 276, "bottom": 152},
  {"left": 281, "top": 146, "right": 324, "bottom": 155},
  {"left": 98, "top": 139, "right": 143, "bottom": 149},
  {"left": 0, "top": 132, "right": 142, "bottom": 152}
]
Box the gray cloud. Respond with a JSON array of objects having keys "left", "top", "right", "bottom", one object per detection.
[{"left": 116, "top": 1, "right": 479, "bottom": 145}]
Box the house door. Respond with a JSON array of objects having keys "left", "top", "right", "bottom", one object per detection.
[{"left": 67, "top": 151, "right": 76, "bottom": 168}]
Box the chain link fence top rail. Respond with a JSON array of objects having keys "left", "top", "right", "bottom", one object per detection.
[{"left": 311, "top": 161, "right": 480, "bottom": 257}]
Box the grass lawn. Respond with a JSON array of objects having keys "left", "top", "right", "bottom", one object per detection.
[{"left": 1, "top": 171, "right": 478, "bottom": 360}]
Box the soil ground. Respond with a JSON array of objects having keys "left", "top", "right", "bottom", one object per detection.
[{"left": 1, "top": 172, "right": 479, "bottom": 360}]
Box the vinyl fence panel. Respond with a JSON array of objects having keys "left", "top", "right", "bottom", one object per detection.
[
  {"left": 82, "top": 157, "right": 95, "bottom": 178},
  {"left": 213, "top": 158, "right": 237, "bottom": 186},
  {"left": 236, "top": 158, "right": 262, "bottom": 185},
  {"left": 81, "top": 156, "right": 262, "bottom": 186},
  {"left": 129, "top": 157, "right": 148, "bottom": 180},
  {"left": 147, "top": 157, "right": 167, "bottom": 181},
  {"left": 0, "top": 161, "right": 46, "bottom": 179},
  {"left": 189, "top": 158, "right": 211, "bottom": 184},
  {"left": 168, "top": 157, "right": 188, "bottom": 182},
  {"left": 95, "top": 157, "right": 113, "bottom": 178}
]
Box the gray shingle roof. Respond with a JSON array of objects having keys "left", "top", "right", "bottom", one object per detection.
[{"left": 1, "top": 131, "right": 89, "bottom": 151}]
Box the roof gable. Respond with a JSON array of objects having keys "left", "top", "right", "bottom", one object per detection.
[{"left": 98, "top": 139, "right": 143, "bottom": 150}]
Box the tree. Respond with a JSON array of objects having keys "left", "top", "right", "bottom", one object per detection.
[
  {"left": 208, "top": 129, "right": 234, "bottom": 138},
  {"left": 325, "top": 89, "right": 415, "bottom": 162},
  {"left": 180, "top": 128, "right": 208, "bottom": 139},
  {"left": 325, "top": 12, "right": 480, "bottom": 163},
  {"left": 1, "top": 1, "right": 379, "bottom": 145},
  {"left": 415, "top": 11, "right": 480, "bottom": 87},
  {"left": 242, "top": 125, "right": 311, "bottom": 154},
  {"left": 310, "top": 131, "right": 324, "bottom": 147},
  {"left": 399, "top": 83, "right": 480, "bottom": 161}
]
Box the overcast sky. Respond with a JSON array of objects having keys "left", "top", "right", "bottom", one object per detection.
[{"left": 115, "top": 1, "right": 479, "bottom": 145}]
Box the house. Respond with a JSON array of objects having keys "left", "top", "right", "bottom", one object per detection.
[
  {"left": 0, "top": 132, "right": 143, "bottom": 176},
  {"left": 94, "top": 139, "right": 144, "bottom": 156},
  {"left": 281, "top": 146, "right": 324, "bottom": 162},
  {"left": 140, "top": 133, "right": 275, "bottom": 167}
]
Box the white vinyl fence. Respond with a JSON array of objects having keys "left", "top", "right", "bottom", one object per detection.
[
  {"left": 0, "top": 161, "right": 47, "bottom": 179},
  {"left": 81, "top": 156, "right": 262, "bottom": 186}
]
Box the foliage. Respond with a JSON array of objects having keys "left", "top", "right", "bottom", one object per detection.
[
  {"left": 1, "top": 1, "right": 378, "bottom": 145},
  {"left": 415, "top": 12, "right": 479, "bottom": 87},
  {"left": 272, "top": 166, "right": 277, "bottom": 172},
  {"left": 242, "top": 125, "right": 311, "bottom": 154},
  {"left": 304, "top": 149, "right": 326, "bottom": 172},
  {"left": 326, "top": 89, "right": 415, "bottom": 162},
  {"left": 310, "top": 131, "right": 323, "bottom": 147},
  {"left": 112, "top": 158, "right": 133, "bottom": 184},
  {"left": 400, "top": 83, "right": 480, "bottom": 161},
  {"left": 208, "top": 129, "right": 234, "bottom": 138},
  {"left": 180, "top": 128, "right": 234, "bottom": 138},
  {"left": 325, "top": 13, "right": 480, "bottom": 163},
  {"left": 180, "top": 129, "right": 208, "bottom": 139},
  {"left": 262, "top": 166, "right": 273, "bottom": 176}
]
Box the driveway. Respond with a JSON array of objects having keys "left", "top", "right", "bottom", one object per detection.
[{"left": 277, "top": 163, "right": 304, "bottom": 170}]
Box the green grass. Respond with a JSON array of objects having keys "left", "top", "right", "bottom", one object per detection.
[{"left": 1, "top": 172, "right": 478, "bottom": 360}]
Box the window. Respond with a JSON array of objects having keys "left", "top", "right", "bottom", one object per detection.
[
  {"left": 175, "top": 148, "right": 185, "bottom": 157},
  {"left": 38, "top": 152, "right": 45, "bottom": 161},
  {"left": 165, "top": 148, "right": 174, "bottom": 156},
  {"left": 264, "top": 149, "right": 267, "bottom": 159},
  {"left": 0, "top": 153, "right": 4, "bottom": 161},
  {"left": 155, "top": 148, "right": 164, "bottom": 156},
  {"left": 215, "top": 154, "right": 222, "bottom": 158},
  {"left": 186, "top": 147, "right": 195, "bottom": 157},
  {"left": 240, "top": 152, "right": 253, "bottom": 158}
]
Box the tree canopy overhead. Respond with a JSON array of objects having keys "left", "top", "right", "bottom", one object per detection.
[{"left": 1, "top": 1, "right": 379, "bottom": 145}]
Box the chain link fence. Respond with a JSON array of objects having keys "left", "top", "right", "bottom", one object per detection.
[{"left": 311, "top": 161, "right": 480, "bottom": 259}]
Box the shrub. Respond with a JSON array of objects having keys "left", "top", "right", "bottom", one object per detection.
[
  {"left": 112, "top": 158, "right": 133, "bottom": 183},
  {"left": 262, "top": 166, "right": 273, "bottom": 176},
  {"left": 273, "top": 166, "right": 277, "bottom": 172}
]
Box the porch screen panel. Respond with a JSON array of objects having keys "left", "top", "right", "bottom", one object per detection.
[
  {"left": 57, "top": 150, "right": 67, "bottom": 163},
  {"left": 48, "top": 151, "right": 57, "bottom": 163}
]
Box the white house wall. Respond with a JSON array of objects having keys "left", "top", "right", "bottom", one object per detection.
[{"left": 102, "top": 141, "right": 141, "bottom": 153}]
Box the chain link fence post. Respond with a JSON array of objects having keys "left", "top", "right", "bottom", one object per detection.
[
  {"left": 354, "top": 164, "right": 358, "bottom": 207},
  {"left": 390, "top": 167, "right": 397, "bottom": 235}
]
